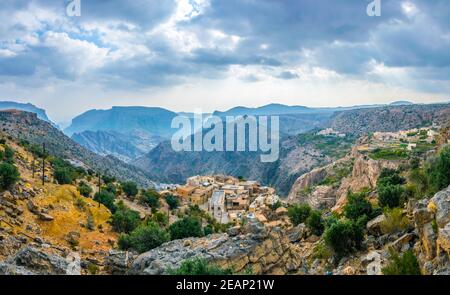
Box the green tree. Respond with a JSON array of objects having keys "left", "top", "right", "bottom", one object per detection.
[
  {"left": 378, "top": 184, "right": 405, "bottom": 209},
  {"left": 142, "top": 190, "right": 161, "bottom": 209},
  {"left": 168, "top": 258, "right": 233, "bottom": 275},
  {"left": 382, "top": 250, "right": 421, "bottom": 275},
  {"left": 165, "top": 194, "right": 180, "bottom": 210},
  {"left": 121, "top": 181, "right": 138, "bottom": 198},
  {"left": 169, "top": 217, "right": 203, "bottom": 240},
  {"left": 54, "top": 167, "right": 73, "bottom": 184},
  {"left": 77, "top": 181, "right": 93, "bottom": 197},
  {"left": 324, "top": 219, "right": 364, "bottom": 258},
  {"left": 306, "top": 210, "right": 325, "bottom": 236},
  {"left": 111, "top": 204, "right": 141, "bottom": 233},
  {"left": 344, "top": 191, "right": 379, "bottom": 223},
  {"left": 118, "top": 222, "right": 170, "bottom": 253},
  {"left": 287, "top": 204, "right": 311, "bottom": 226},
  {"left": 94, "top": 190, "right": 116, "bottom": 212},
  {"left": 151, "top": 212, "right": 169, "bottom": 227},
  {"left": 3, "top": 145, "right": 15, "bottom": 163},
  {"left": 426, "top": 146, "right": 450, "bottom": 193},
  {"left": 0, "top": 163, "right": 20, "bottom": 190}
]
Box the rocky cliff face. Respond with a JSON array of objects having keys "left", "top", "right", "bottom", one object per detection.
[
  {"left": 124, "top": 221, "right": 303, "bottom": 275},
  {"left": 288, "top": 142, "right": 401, "bottom": 211},
  {"left": 330, "top": 104, "right": 450, "bottom": 135},
  {"left": 0, "top": 110, "right": 154, "bottom": 187},
  {"left": 411, "top": 186, "right": 450, "bottom": 274}
]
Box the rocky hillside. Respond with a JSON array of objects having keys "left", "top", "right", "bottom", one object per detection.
[
  {"left": 123, "top": 221, "right": 303, "bottom": 275},
  {"left": 72, "top": 130, "right": 163, "bottom": 163},
  {"left": 0, "top": 136, "right": 117, "bottom": 274},
  {"left": 331, "top": 103, "right": 450, "bottom": 135},
  {"left": 64, "top": 106, "right": 177, "bottom": 137},
  {"left": 288, "top": 137, "right": 401, "bottom": 211},
  {"left": 0, "top": 110, "right": 154, "bottom": 187},
  {"left": 105, "top": 183, "right": 450, "bottom": 275},
  {"left": 133, "top": 133, "right": 355, "bottom": 195},
  {"left": 0, "top": 101, "right": 52, "bottom": 123}
]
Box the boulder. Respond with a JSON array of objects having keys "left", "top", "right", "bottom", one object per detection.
[
  {"left": 367, "top": 215, "right": 386, "bottom": 236},
  {"left": 105, "top": 250, "right": 135, "bottom": 275},
  {"left": 0, "top": 247, "right": 80, "bottom": 275},
  {"left": 287, "top": 224, "right": 308, "bottom": 243},
  {"left": 429, "top": 185, "right": 450, "bottom": 228},
  {"left": 127, "top": 224, "right": 302, "bottom": 275},
  {"left": 437, "top": 222, "right": 450, "bottom": 258},
  {"left": 38, "top": 213, "right": 54, "bottom": 222}
]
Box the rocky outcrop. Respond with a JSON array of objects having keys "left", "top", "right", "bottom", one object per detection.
[
  {"left": 126, "top": 221, "right": 302, "bottom": 275},
  {"left": 412, "top": 186, "right": 450, "bottom": 274},
  {"left": 367, "top": 215, "right": 386, "bottom": 236},
  {"left": 332, "top": 155, "right": 399, "bottom": 212},
  {"left": 0, "top": 246, "right": 80, "bottom": 275}
]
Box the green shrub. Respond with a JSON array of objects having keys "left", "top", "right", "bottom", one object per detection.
[
  {"left": 0, "top": 162, "right": 20, "bottom": 190},
  {"left": 111, "top": 204, "right": 141, "bottom": 233},
  {"left": 169, "top": 217, "right": 203, "bottom": 240},
  {"left": 378, "top": 184, "right": 405, "bottom": 208},
  {"left": 102, "top": 175, "right": 116, "bottom": 184},
  {"left": 378, "top": 169, "right": 406, "bottom": 187},
  {"left": 381, "top": 208, "right": 410, "bottom": 234},
  {"left": 306, "top": 210, "right": 325, "bottom": 236},
  {"left": 118, "top": 222, "right": 169, "bottom": 253},
  {"left": 54, "top": 167, "right": 73, "bottom": 184},
  {"left": 343, "top": 191, "right": 378, "bottom": 223},
  {"left": 51, "top": 158, "right": 86, "bottom": 184},
  {"left": 165, "top": 194, "right": 180, "bottom": 210},
  {"left": 426, "top": 146, "right": 450, "bottom": 193},
  {"left": 151, "top": 212, "right": 169, "bottom": 227},
  {"left": 370, "top": 148, "right": 408, "bottom": 160},
  {"left": 94, "top": 190, "right": 116, "bottom": 212},
  {"left": 312, "top": 240, "right": 333, "bottom": 260},
  {"left": 86, "top": 215, "right": 95, "bottom": 231},
  {"left": 3, "top": 145, "right": 15, "bottom": 163},
  {"left": 168, "top": 258, "right": 233, "bottom": 275},
  {"left": 324, "top": 219, "right": 364, "bottom": 258},
  {"left": 121, "top": 181, "right": 138, "bottom": 198},
  {"left": 382, "top": 250, "right": 421, "bottom": 275},
  {"left": 77, "top": 181, "right": 93, "bottom": 197},
  {"left": 377, "top": 169, "right": 406, "bottom": 209},
  {"left": 287, "top": 204, "right": 312, "bottom": 226},
  {"left": 141, "top": 189, "right": 161, "bottom": 209},
  {"left": 203, "top": 225, "right": 214, "bottom": 236},
  {"left": 105, "top": 183, "right": 117, "bottom": 196}
]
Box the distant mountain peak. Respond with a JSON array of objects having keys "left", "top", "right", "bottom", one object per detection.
[
  {"left": 0, "top": 100, "right": 52, "bottom": 123},
  {"left": 390, "top": 100, "right": 414, "bottom": 106}
]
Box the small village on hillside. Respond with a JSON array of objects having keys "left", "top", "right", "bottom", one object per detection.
[{"left": 160, "top": 175, "right": 287, "bottom": 226}]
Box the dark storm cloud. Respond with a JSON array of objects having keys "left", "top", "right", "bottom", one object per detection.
[{"left": 0, "top": 0, "right": 449, "bottom": 92}]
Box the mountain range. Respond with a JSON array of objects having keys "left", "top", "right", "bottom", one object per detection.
[
  {"left": 0, "top": 101, "right": 52, "bottom": 123},
  {"left": 0, "top": 110, "right": 154, "bottom": 187}
]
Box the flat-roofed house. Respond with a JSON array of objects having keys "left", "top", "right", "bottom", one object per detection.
[
  {"left": 208, "top": 190, "right": 228, "bottom": 224},
  {"left": 176, "top": 185, "right": 196, "bottom": 200}
]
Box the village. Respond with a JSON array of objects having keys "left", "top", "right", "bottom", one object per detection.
[{"left": 159, "top": 175, "right": 288, "bottom": 227}]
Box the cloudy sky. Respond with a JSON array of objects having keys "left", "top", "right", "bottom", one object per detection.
[{"left": 0, "top": 0, "right": 449, "bottom": 122}]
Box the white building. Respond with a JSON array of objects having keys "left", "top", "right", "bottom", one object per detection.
[{"left": 208, "top": 190, "right": 228, "bottom": 224}]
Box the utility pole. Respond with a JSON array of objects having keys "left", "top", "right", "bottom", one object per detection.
[
  {"left": 32, "top": 155, "right": 35, "bottom": 178},
  {"left": 41, "top": 143, "right": 46, "bottom": 186},
  {"left": 98, "top": 171, "right": 102, "bottom": 193}
]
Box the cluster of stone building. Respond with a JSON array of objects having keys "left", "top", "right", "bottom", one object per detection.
[
  {"left": 372, "top": 126, "right": 439, "bottom": 150},
  {"left": 161, "top": 175, "right": 281, "bottom": 225},
  {"left": 317, "top": 128, "right": 346, "bottom": 138}
]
